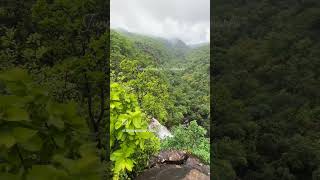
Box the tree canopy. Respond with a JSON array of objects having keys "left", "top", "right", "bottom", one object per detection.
[{"left": 213, "top": 0, "right": 320, "bottom": 179}]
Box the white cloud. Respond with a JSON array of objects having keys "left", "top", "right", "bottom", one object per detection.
[{"left": 111, "top": 0, "right": 210, "bottom": 44}]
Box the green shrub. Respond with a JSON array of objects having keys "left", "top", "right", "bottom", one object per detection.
[
  {"left": 0, "top": 68, "right": 103, "bottom": 179},
  {"left": 110, "top": 82, "right": 160, "bottom": 180},
  {"left": 161, "top": 120, "right": 210, "bottom": 164}
]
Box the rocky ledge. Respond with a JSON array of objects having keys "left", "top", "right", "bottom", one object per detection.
[{"left": 136, "top": 150, "right": 210, "bottom": 180}]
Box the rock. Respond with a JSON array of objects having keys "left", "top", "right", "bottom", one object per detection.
[
  {"left": 136, "top": 165, "right": 209, "bottom": 180},
  {"left": 157, "top": 150, "right": 188, "bottom": 163},
  {"left": 139, "top": 150, "right": 210, "bottom": 179},
  {"left": 136, "top": 165, "right": 191, "bottom": 180},
  {"left": 148, "top": 150, "right": 188, "bottom": 168},
  {"left": 185, "top": 156, "right": 210, "bottom": 176},
  {"left": 182, "top": 169, "right": 210, "bottom": 180}
]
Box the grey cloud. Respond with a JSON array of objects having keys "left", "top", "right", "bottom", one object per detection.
[{"left": 111, "top": 0, "right": 210, "bottom": 44}]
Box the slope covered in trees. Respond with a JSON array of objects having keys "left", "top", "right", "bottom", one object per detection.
[
  {"left": 1, "top": 0, "right": 110, "bottom": 179},
  {"left": 213, "top": 0, "right": 320, "bottom": 179},
  {"left": 111, "top": 30, "right": 210, "bottom": 131},
  {"left": 0, "top": 1, "right": 210, "bottom": 177},
  {"left": 110, "top": 30, "right": 210, "bottom": 178}
]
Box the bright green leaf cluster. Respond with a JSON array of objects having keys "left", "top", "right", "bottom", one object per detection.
[
  {"left": 110, "top": 82, "right": 160, "bottom": 180},
  {"left": 0, "top": 69, "right": 102, "bottom": 179},
  {"left": 161, "top": 121, "right": 210, "bottom": 164}
]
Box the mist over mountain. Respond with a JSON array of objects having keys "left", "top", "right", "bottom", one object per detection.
[
  {"left": 189, "top": 42, "right": 210, "bottom": 49},
  {"left": 111, "top": 28, "right": 207, "bottom": 51},
  {"left": 111, "top": 0, "right": 210, "bottom": 44}
]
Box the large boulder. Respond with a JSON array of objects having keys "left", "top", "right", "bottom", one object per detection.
[
  {"left": 149, "top": 150, "right": 188, "bottom": 166},
  {"left": 185, "top": 156, "right": 210, "bottom": 176},
  {"left": 183, "top": 169, "right": 210, "bottom": 180},
  {"left": 137, "top": 150, "right": 210, "bottom": 180},
  {"left": 136, "top": 165, "right": 209, "bottom": 180}
]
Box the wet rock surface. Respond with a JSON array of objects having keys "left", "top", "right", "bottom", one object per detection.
[
  {"left": 185, "top": 156, "right": 210, "bottom": 176},
  {"left": 148, "top": 118, "right": 173, "bottom": 139},
  {"left": 136, "top": 150, "right": 210, "bottom": 180},
  {"left": 156, "top": 150, "right": 188, "bottom": 164},
  {"left": 183, "top": 169, "right": 210, "bottom": 180}
]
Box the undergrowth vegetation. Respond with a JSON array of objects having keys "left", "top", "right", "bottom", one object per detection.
[
  {"left": 161, "top": 121, "right": 210, "bottom": 164},
  {"left": 110, "top": 82, "right": 159, "bottom": 180}
]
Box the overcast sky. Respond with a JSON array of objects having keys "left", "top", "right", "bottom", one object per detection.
[{"left": 111, "top": 0, "right": 210, "bottom": 45}]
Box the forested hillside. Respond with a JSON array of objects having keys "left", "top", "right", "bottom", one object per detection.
[
  {"left": 110, "top": 30, "right": 210, "bottom": 179},
  {"left": 212, "top": 0, "right": 320, "bottom": 179},
  {"left": 0, "top": 0, "right": 210, "bottom": 177},
  {"left": 0, "top": 0, "right": 110, "bottom": 179},
  {"left": 111, "top": 30, "right": 210, "bottom": 130}
]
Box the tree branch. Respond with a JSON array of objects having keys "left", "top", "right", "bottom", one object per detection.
[
  {"left": 84, "top": 73, "right": 97, "bottom": 132},
  {"left": 96, "top": 83, "right": 105, "bottom": 125},
  {"left": 15, "top": 144, "right": 25, "bottom": 169}
]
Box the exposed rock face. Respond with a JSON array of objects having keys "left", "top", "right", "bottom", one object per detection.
[
  {"left": 149, "top": 150, "right": 188, "bottom": 166},
  {"left": 136, "top": 165, "right": 191, "bottom": 180},
  {"left": 183, "top": 169, "right": 209, "bottom": 180},
  {"left": 148, "top": 117, "right": 173, "bottom": 139},
  {"left": 185, "top": 156, "right": 210, "bottom": 176},
  {"left": 144, "top": 119, "right": 210, "bottom": 179},
  {"left": 136, "top": 150, "right": 210, "bottom": 180}
]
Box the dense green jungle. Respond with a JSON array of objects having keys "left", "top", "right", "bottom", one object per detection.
[
  {"left": 110, "top": 29, "right": 210, "bottom": 179},
  {"left": 212, "top": 0, "right": 320, "bottom": 180},
  {"left": 2, "top": 0, "right": 320, "bottom": 180},
  {"left": 0, "top": 1, "right": 210, "bottom": 179}
]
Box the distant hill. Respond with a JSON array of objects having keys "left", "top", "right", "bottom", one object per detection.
[
  {"left": 188, "top": 42, "right": 210, "bottom": 49},
  {"left": 111, "top": 29, "right": 210, "bottom": 130},
  {"left": 112, "top": 29, "right": 190, "bottom": 64}
]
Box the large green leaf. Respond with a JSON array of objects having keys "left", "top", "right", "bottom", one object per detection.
[
  {"left": 26, "top": 165, "right": 68, "bottom": 180},
  {"left": 13, "top": 127, "right": 37, "bottom": 143},
  {"left": 52, "top": 155, "right": 74, "bottom": 172},
  {"left": 111, "top": 92, "right": 120, "bottom": 101},
  {"left": 73, "top": 155, "right": 100, "bottom": 174},
  {"left": 0, "top": 131, "right": 16, "bottom": 148},
  {"left": 79, "top": 143, "right": 97, "bottom": 157},
  {"left": 5, "top": 107, "right": 29, "bottom": 121},
  {"left": 115, "top": 114, "right": 128, "bottom": 130},
  {"left": 0, "top": 173, "right": 20, "bottom": 180},
  {"left": 0, "top": 95, "right": 26, "bottom": 108},
  {"left": 110, "top": 150, "right": 122, "bottom": 162},
  {"left": 53, "top": 134, "right": 65, "bottom": 148},
  {"left": 113, "top": 157, "right": 134, "bottom": 173},
  {"left": 53, "top": 153, "right": 100, "bottom": 178},
  {"left": 48, "top": 116, "right": 64, "bottom": 129},
  {"left": 132, "top": 111, "right": 142, "bottom": 128},
  {"left": 20, "top": 134, "right": 43, "bottom": 151},
  {"left": 116, "top": 130, "right": 124, "bottom": 140}
]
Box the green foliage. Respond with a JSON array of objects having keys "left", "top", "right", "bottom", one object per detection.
[
  {"left": 110, "top": 82, "right": 160, "bottom": 180},
  {"left": 161, "top": 121, "right": 210, "bottom": 164},
  {"left": 0, "top": 69, "right": 103, "bottom": 179},
  {"left": 1, "top": 0, "right": 111, "bottom": 178},
  {"left": 211, "top": 160, "right": 236, "bottom": 180},
  {"left": 111, "top": 30, "right": 210, "bottom": 131},
  {"left": 213, "top": 0, "right": 320, "bottom": 179},
  {"left": 110, "top": 30, "right": 210, "bottom": 178},
  {"left": 1, "top": 1, "right": 110, "bottom": 177},
  {"left": 1, "top": 0, "right": 210, "bottom": 178},
  {"left": 111, "top": 31, "right": 171, "bottom": 123},
  {"left": 166, "top": 45, "right": 209, "bottom": 128}
]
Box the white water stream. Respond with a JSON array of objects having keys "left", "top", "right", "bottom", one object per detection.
[{"left": 148, "top": 118, "right": 173, "bottom": 139}]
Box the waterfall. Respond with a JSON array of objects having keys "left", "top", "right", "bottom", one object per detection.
[{"left": 148, "top": 117, "right": 173, "bottom": 139}]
